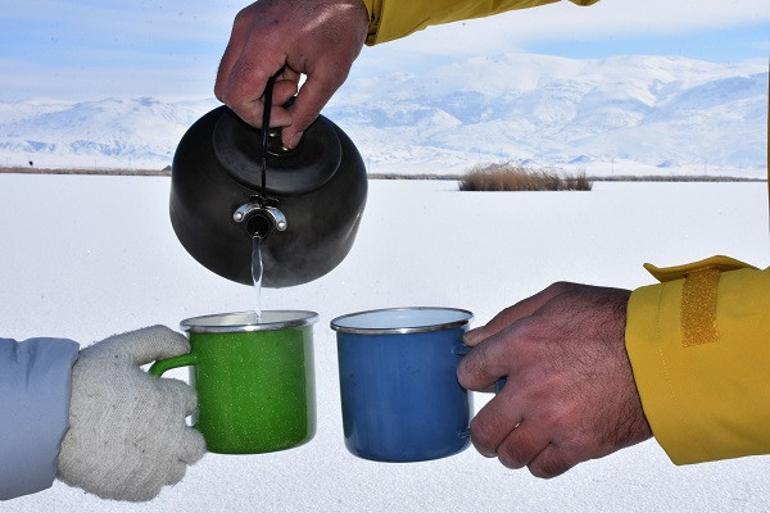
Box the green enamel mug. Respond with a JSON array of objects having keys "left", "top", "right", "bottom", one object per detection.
[{"left": 149, "top": 310, "right": 318, "bottom": 454}]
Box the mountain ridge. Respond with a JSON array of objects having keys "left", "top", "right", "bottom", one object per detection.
[{"left": 0, "top": 53, "right": 766, "bottom": 176}]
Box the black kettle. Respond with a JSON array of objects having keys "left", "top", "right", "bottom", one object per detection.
[{"left": 170, "top": 101, "right": 367, "bottom": 288}]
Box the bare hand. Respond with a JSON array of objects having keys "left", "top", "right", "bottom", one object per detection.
[
  {"left": 458, "top": 282, "right": 652, "bottom": 478},
  {"left": 215, "top": 0, "right": 368, "bottom": 148}
]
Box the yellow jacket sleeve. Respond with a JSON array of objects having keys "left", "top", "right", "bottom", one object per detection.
[
  {"left": 360, "top": 0, "right": 599, "bottom": 45},
  {"left": 625, "top": 255, "right": 770, "bottom": 464}
]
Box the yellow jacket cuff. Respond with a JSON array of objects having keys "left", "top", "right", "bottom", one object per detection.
[
  {"left": 361, "top": 0, "right": 598, "bottom": 46},
  {"left": 626, "top": 256, "right": 770, "bottom": 464}
]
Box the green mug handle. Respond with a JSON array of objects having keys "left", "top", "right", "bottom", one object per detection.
[{"left": 149, "top": 353, "right": 199, "bottom": 377}]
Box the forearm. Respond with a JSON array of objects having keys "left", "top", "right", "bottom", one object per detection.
[
  {"left": 361, "top": 0, "right": 598, "bottom": 44},
  {"left": 625, "top": 256, "right": 770, "bottom": 464},
  {"left": 0, "top": 338, "right": 79, "bottom": 500}
]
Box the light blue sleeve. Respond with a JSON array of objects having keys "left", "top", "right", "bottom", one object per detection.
[{"left": 0, "top": 338, "right": 79, "bottom": 501}]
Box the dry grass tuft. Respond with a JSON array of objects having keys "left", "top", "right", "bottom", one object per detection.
[
  {"left": 0, "top": 166, "right": 170, "bottom": 176},
  {"left": 459, "top": 163, "right": 592, "bottom": 192}
]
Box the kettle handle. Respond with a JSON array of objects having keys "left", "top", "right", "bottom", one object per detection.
[{"left": 258, "top": 72, "right": 277, "bottom": 195}]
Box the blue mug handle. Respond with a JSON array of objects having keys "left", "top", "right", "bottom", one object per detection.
[
  {"left": 452, "top": 344, "right": 472, "bottom": 357},
  {"left": 453, "top": 344, "right": 508, "bottom": 440}
]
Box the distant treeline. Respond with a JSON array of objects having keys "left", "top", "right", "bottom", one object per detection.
[
  {"left": 0, "top": 166, "right": 170, "bottom": 176},
  {"left": 371, "top": 172, "right": 766, "bottom": 183},
  {"left": 0, "top": 167, "right": 764, "bottom": 183},
  {"left": 590, "top": 175, "right": 766, "bottom": 183}
]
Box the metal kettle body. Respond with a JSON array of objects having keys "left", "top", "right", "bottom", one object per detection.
[{"left": 170, "top": 106, "right": 367, "bottom": 288}]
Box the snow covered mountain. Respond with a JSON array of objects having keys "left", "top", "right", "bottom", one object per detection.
[
  {"left": 0, "top": 54, "right": 766, "bottom": 176},
  {"left": 0, "top": 97, "right": 219, "bottom": 169}
]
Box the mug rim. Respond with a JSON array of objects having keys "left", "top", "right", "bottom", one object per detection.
[
  {"left": 181, "top": 310, "right": 319, "bottom": 333},
  {"left": 330, "top": 306, "right": 473, "bottom": 336}
]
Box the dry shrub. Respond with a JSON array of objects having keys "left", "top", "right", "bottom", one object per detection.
[{"left": 459, "top": 163, "right": 592, "bottom": 191}]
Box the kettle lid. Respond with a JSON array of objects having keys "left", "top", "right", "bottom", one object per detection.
[{"left": 212, "top": 107, "right": 342, "bottom": 195}]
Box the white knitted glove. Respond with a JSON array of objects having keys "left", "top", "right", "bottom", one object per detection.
[{"left": 57, "top": 326, "right": 206, "bottom": 501}]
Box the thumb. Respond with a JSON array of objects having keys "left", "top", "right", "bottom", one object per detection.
[
  {"left": 282, "top": 69, "right": 344, "bottom": 148},
  {"left": 96, "top": 325, "right": 190, "bottom": 365},
  {"left": 464, "top": 283, "right": 570, "bottom": 347}
]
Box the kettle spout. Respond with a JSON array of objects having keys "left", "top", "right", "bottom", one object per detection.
[{"left": 233, "top": 201, "right": 288, "bottom": 239}]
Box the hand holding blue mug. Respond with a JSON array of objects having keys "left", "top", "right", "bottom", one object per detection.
[{"left": 457, "top": 282, "right": 651, "bottom": 478}]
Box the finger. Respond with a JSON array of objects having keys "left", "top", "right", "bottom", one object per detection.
[
  {"left": 464, "top": 282, "right": 572, "bottom": 346},
  {"left": 215, "top": 42, "right": 241, "bottom": 101},
  {"left": 283, "top": 69, "right": 345, "bottom": 148},
  {"left": 100, "top": 325, "right": 190, "bottom": 365},
  {"left": 457, "top": 340, "right": 509, "bottom": 392},
  {"left": 233, "top": 77, "right": 298, "bottom": 128},
  {"left": 468, "top": 388, "right": 524, "bottom": 457},
  {"left": 272, "top": 78, "right": 299, "bottom": 106},
  {"left": 222, "top": 69, "right": 296, "bottom": 128},
  {"left": 457, "top": 323, "right": 524, "bottom": 391},
  {"left": 159, "top": 378, "right": 198, "bottom": 417},
  {"left": 131, "top": 486, "right": 161, "bottom": 503},
  {"left": 214, "top": 10, "right": 252, "bottom": 101},
  {"left": 179, "top": 428, "right": 207, "bottom": 464},
  {"left": 527, "top": 444, "right": 576, "bottom": 479},
  {"left": 497, "top": 422, "right": 549, "bottom": 470},
  {"left": 278, "top": 67, "right": 300, "bottom": 83},
  {"left": 231, "top": 100, "right": 293, "bottom": 128},
  {"left": 219, "top": 48, "right": 286, "bottom": 126},
  {"left": 166, "top": 461, "right": 187, "bottom": 486}
]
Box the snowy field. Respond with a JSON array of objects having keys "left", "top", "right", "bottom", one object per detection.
[{"left": 2, "top": 175, "right": 769, "bottom": 513}]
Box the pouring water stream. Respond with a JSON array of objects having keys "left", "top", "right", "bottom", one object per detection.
[
  {"left": 252, "top": 237, "right": 263, "bottom": 320},
  {"left": 251, "top": 72, "right": 279, "bottom": 322}
]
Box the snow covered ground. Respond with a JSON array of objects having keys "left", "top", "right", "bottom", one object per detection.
[{"left": 2, "top": 175, "right": 769, "bottom": 513}]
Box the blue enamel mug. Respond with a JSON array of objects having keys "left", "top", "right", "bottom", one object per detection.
[{"left": 331, "top": 307, "right": 473, "bottom": 462}]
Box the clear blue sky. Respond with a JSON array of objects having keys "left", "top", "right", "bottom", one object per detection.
[
  {"left": 1, "top": 0, "right": 767, "bottom": 100},
  {"left": 528, "top": 24, "right": 769, "bottom": 63}
]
